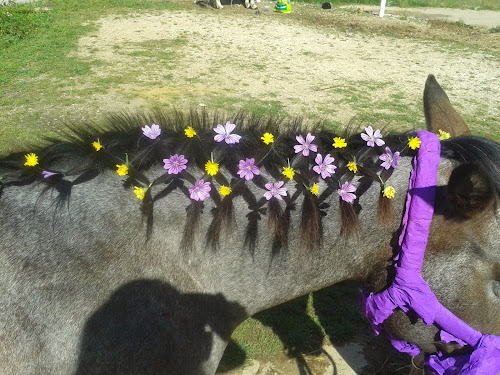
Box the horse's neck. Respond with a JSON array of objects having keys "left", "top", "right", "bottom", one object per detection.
[{"left": 165, "top": 158, "right": 416, "bottom": 317}]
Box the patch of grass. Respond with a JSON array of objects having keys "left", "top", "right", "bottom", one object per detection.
[
  {"left": 0, "top": 0, "right": 187, "bottom": 154},
  {"left": 0, "top": 0, "right": 184, "bottom": 86},
  {"left": 241, "top": 100, "right": 286, "bottom": 117},
  {"left": 204, "top": 96, "right": 287, "bottom": 118},
  {"left": 219, "top": 283, "right": 368, "bottom": 373},
  {"left": 454, "top": 18, "right": 467, "bottom": 28},
  {"left": 0, "top": 1, "right": 52, "bottom": 49}
]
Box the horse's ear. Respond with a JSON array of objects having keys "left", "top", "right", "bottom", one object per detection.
[
  {"left": 423, "top": 74, "right": 471, "bottom": 137},
  {"left": 447, "top": 162, "right": 496, "bottom": 219}
]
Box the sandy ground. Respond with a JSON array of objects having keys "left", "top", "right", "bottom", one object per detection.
[{"left": 68, "top": 1, "right": 500, "bottom": 142}]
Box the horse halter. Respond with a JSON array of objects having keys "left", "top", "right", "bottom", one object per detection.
[{"left": 361, "top": 131, "right": 500, "bottom": 374}]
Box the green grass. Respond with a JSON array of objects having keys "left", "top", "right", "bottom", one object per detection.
[
  {"left": 0, "top": 1, "right": 52, "bottom": 49},
  {"left": 218, "top": 283, "right": 369, "bottom": 373},
  {"left": 0, "top": 0, "right": 184, "bottom": 86},
  {"left": 0, "top": 0, "right": 187, "bottom": 153}
]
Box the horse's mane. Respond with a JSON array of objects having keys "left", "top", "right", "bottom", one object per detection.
[{"left": 10, "top": 110, "right": 497, "bottom": 253}]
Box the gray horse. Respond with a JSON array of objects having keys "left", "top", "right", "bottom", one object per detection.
[{"left": 0, "top": 75, "right": 498, "bottom": 374}]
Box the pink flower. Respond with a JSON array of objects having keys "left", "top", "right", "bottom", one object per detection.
[
  {"left": 294, "top": 133, "right": 317, "bottom": 157},
  {"left": 264, "top": 181, "right": 288, "bottom": 200},
  {"left": 163, "top": 154, "right": 188, "bottom": 175},
  {"left": 313, "top": 153, "right": 336, "bottom": 179},
  {"left": 142, "top": 124, "right": 161, "bottom": 140},
  {"left": 237, "top": 158, "right": 260, "bottom": 181},
  {"left": 361, "top": 126, "right": 384, "bottom": 147},
  {"left": 379, "top": 147, "right": 401, "bottom": 170},
  {"left": 189, "top": 179, "right": 211, "bottom": 201},
  {"left": 213, "top": 121, "right": 241, "bottom": 144},
  {"left": 337, "top": 182, "right": 356, "bottom": 203}
]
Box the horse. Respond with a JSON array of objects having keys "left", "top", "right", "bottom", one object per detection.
[{"left": 0, "top": 74, "right": 498, "bottom": 375}]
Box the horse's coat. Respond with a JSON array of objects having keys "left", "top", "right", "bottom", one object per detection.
[{"left": 0, "top": 75, "right": 499, "bottom": 375}]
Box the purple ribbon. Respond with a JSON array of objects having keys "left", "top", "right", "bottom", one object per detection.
[{"left": 361, "top": 131, "right": 500, "bottom": 374}]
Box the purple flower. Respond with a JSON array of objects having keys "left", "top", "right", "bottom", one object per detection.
[
  {"left": 337, "top": 182, "right": 356, "bottom": 203},
  {"left": 142, "top": 124, "right": 161, "bottom": 140},
  {"left": 379, "top": 147, "right": 401, "bottom": 170},
  {"left": 264, "top": 181, "right": 288, "bottom": 201},
  {"left": 313, "top": 153, "right": 336, "bottom": 179},
  {"left": 237, "top": 158, "right": 260, "bottom": 181},
  {"left": 294, "top": 133, "right": 317, "bottom": 157},
  {"left": 361, "top": 126, "right": 385, "bottom": 147},
  {"left": 163, "top": 154, "right": 188, "bottom": 175},
  {"left": 213, "top": 121, "right": 241, "bottom": 144},
  {"left": 41, "top": 170, "right": 56, "bottom": 179},
  {"left": 189, "top": 179, "right": 211, "bottom": 201}
]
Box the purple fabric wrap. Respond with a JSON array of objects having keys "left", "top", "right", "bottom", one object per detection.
[
  {"left": 427, "top": 334, "right": 500, "bottom": 375},
  {"left": 360, "top": 131, "right": 500, "bottom": 374}
]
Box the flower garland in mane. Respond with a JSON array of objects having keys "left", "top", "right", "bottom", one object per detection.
[{"left": 0, "top": 111, "right": 447, "bottom": 252}]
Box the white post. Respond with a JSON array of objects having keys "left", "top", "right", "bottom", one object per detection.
[{"left": 379, "top": 0, "right": 386, "bottom": 17}]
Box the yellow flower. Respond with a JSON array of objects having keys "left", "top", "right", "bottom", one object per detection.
[
  {"left": 24, "top": 153, "right": 39, "bottom": 167},
  {"left": 134, "top": 186, "right": 145, "bottom": 200},
  {"left": 219, "top": 185, "right": 231, "bottom": 196},
  {"left": 92, "top": 141, "right": 102, "bottom": 151},
  {"left": 383, "top": 185, "right": 396, "bottom": 199},
  {"left": 347, "top": 161, "right": 357, "bottom": 173},
  {"left": 185, "top": 126, "right": 197, "bottom": 138},
  {"left": 408, "top": 136, "right": 421, "bottom": 150},
  {"left": 333, "top": 137, "right": 347, "bottom": 148},
  {"left": 438, "top": 129, "right": 451, "bottom": 141},
  {"left": 310, "top": 183, "right": 319, "bottom": 196},
  {"left": 205, "top": 160, "right": 219, "bottom": 176},
  {"left": 116, "top": 164, "right": 128, "bottom": 176},
  {"left": 282, "top": 166, "right": 295, "bottom": 180},
  {"left": 261, "top": 132, "right": 274, "bottom": 145}
]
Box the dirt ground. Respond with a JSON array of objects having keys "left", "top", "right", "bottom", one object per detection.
[
  {"left": 70, "top": 1, "right": 500, "bottom": 141},
  {"left": 27, "top": 2, "right": 500, "bottom": 374}
]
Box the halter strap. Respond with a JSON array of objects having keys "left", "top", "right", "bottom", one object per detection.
[{"left": 361, "top": 131, "right": 500, "bottom": 374}]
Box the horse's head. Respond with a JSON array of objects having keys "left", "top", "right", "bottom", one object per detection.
[{"left": 370, "top": 75, "right": 500, "bottom": 357}]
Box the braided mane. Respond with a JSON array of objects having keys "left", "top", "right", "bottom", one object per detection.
[{"left": 0, "top": 110, "right": 416, "bottom": 252}]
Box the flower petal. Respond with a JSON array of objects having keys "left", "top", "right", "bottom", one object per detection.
[
  {"left": 305, "top": 133, "right": 315, "bottom": 144},
  {"left": 225, "top": 121, "right": 236, "bottom": 134}
]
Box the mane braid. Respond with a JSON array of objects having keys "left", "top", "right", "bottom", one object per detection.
[
  {"left": 267, "top": 199, "right": 286, "bottom": 252},
  {"left": 0, "top": 110, "right": 426, "bottom": 253},
  {"left": 180, "top": 202, "right": 202, "bottom": 253},
  {"left": 206, "top": 196, "right": 235, "bottom": 251},
  {"left": 300, "top": 192, "right": 322, "bottom": 249}
]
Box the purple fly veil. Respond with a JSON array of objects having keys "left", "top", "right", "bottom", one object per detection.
[{"left": 361, "top": 131, "right": 500, "bottom": 374}]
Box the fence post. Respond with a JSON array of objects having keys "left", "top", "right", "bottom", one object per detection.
[{"left": 379, "top": 0, "right": 386, "bottom": 17}]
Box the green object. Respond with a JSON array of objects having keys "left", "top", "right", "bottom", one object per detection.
[{"left": 274, "top": 0, "right": 291, "bottom": 13}]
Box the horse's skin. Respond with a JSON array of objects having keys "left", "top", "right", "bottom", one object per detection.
[{"left": 0, "top": 75, "right": 499, "bottom": 375}]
